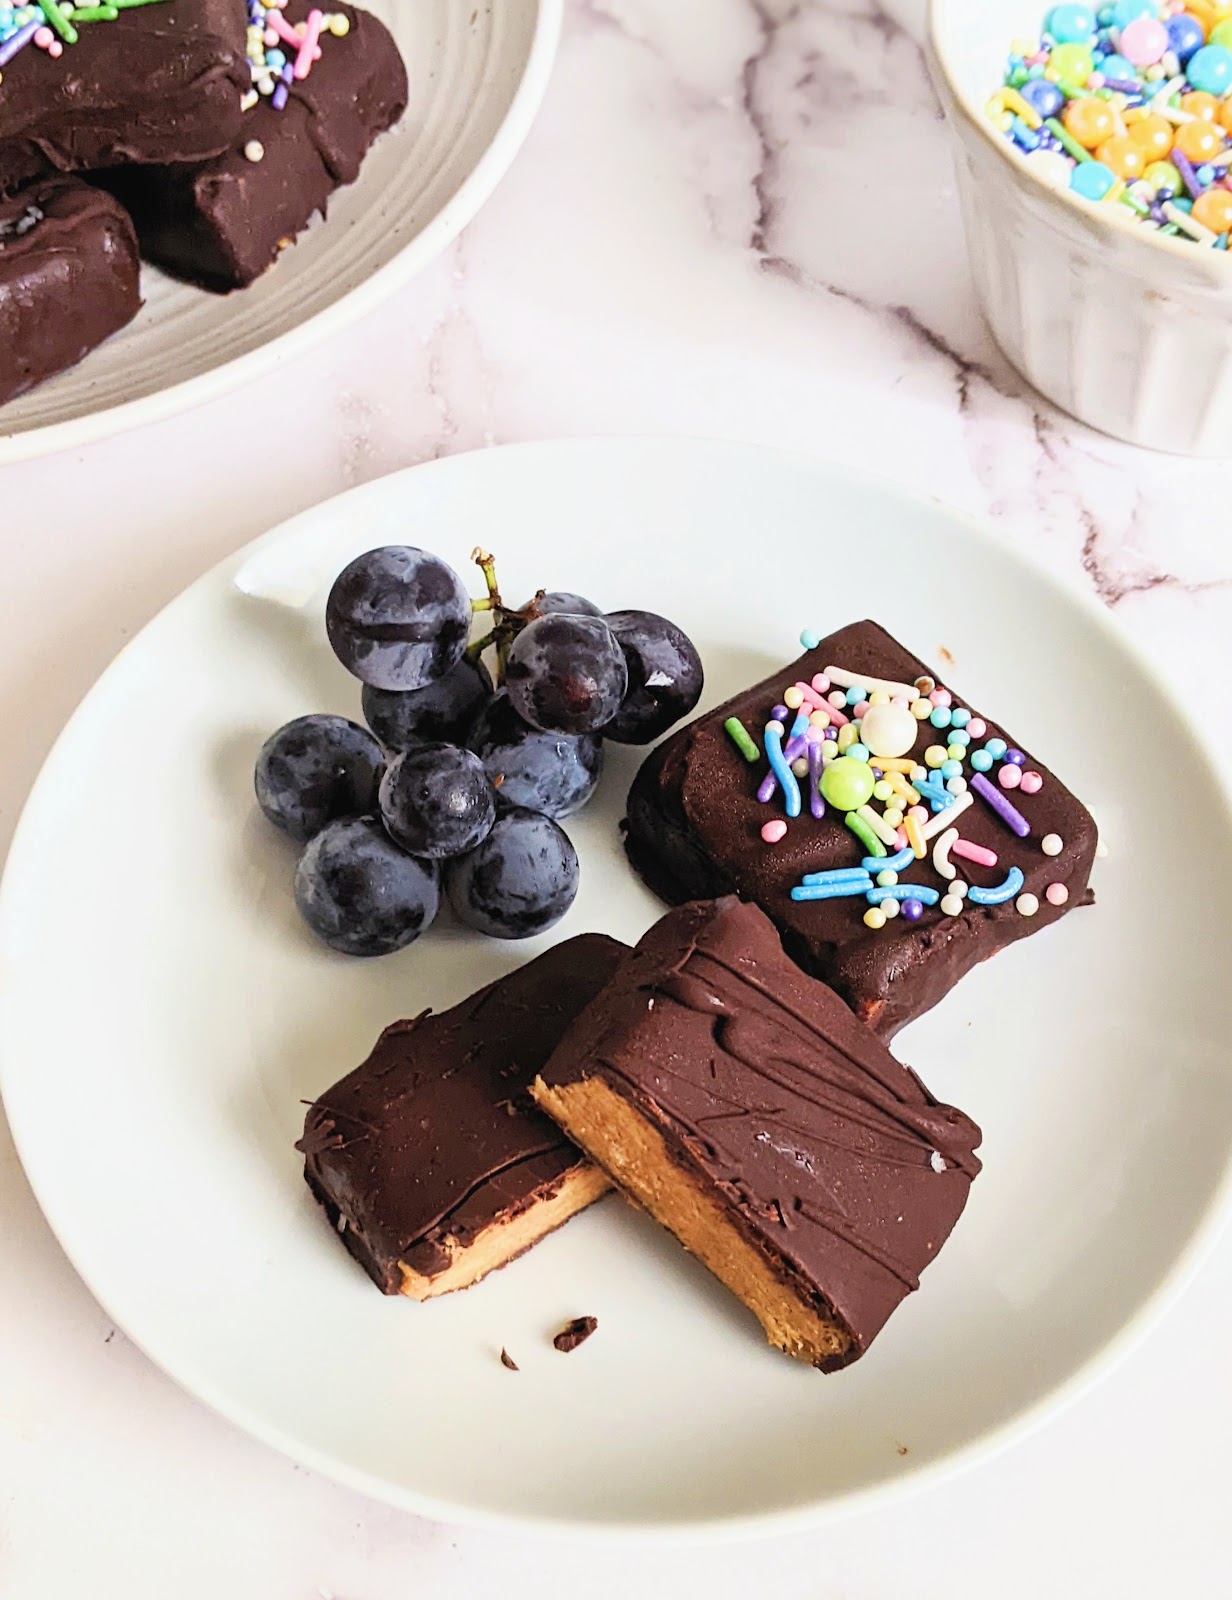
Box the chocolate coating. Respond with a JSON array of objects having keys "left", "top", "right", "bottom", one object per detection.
[
  {"left": 624, "top": 620, "right": 1097, "bottom": 1037},
  {"left": 105, "top": 3, "right": 408, "bottom": 291},
  {"left": 298, "top": 933, "right": 628, "bottom": 1293},
  {"left": 537, "top": 898, "right": 982, "bottom": 1369},
  {"left": 0, "top": 1, "right": 249, "bottom": 197},
  {"left": 0, "top": 177, "right": 141, "bottom": 407}
]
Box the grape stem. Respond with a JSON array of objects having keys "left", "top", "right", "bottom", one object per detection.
[{"left": 468, "top": 548, "right": 539, "bottom": 683}]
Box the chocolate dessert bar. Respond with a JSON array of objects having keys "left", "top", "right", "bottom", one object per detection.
[
  {"left": 0, "top": 177, "right": 140, "bottom": 406},
  {"left": 0, "top": 1, "right": 249, "bottom": 198},
  {"left": 624, "top": 620, "right": 1097, "bottom": 1037},
  {"left": 533, "top": 899, "right": 982, "bottom": 1370},
  {"left": 105, "top": 3, "right": 408, "bottom": 292},
  {"left": 298, "top": 934, "right": 627, "bottom": 1298}
]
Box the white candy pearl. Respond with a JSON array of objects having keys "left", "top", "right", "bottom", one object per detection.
[
  {"left": 1016, "top": 893, "right": 1040, "bottom": 917},
  {"left": 859, "top": 703, "right": 918, "bottom": 759},
  {"left": 1041, "top": 833, "right": 1063, "bottom": 856},
  {"left": 940, "top": 895, "right": 964, "bottom": 916}
]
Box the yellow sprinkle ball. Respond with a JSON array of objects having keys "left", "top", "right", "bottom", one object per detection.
[
  {"left": 1182, "top": 91, "right": 1221, "bottom": 122},
  {"left": 1174, "top": 119, "right": 1223, "bottom": 163},
  {"left": 1193, "top": 188, "right": 1232, "bottom": 233},
  {"left": 1063, "top": 97, "right": 1116, "bottom": 150},
  {"left": 868, "top": 690, "right": 890, "bottom": 706},
  {"left": 327, "top": 12, "right": 350, "bottom": 35},
  {"left": 910, "top": 698, "right": 932, "bottom": 720},
  {"left": 1127, "top": 114, "right": 1174, "bottom": 160},
  {"left": 883, "top": 807, "right": 905, "bottom": 828},
  {"left": 946, "top": 742, "right": 966, "bottom": 762},
  {"left": 924, "top": 745, "right": 947, "bottom": 769},
  {"left": 873, "top": 779, "right": 894, "bottom": 802},
  {"left": 1097, "top": 136, "right": 1145, "bottom": 180},
  {"left": 783, "top": 686, "right": 804, "bottom": 710},
  {"left": 864, "top": 907, "right": 887, "bottom": 931}
]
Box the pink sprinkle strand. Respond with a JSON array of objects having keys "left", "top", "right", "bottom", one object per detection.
[
  {"left": 294, "top": 9, "right": 324, "bottom": 78},
  {"left": 792, "top": 681, "right": 826, "bottom": 709},
  {"left": 761, "top": 819, "right": 788, "bottom": 844},
  {"left": 951, "top": 838, "right": 998, "bottom": 868}
]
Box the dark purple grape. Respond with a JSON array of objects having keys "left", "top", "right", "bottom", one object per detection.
[
  {"left": 602, "top": 610, "right": 704, "bottom": 744},
  {"left": 362, "top": 657, "right": 492, "bottom": 751},
  {"left": 294, "top": 817, "right": 440, "bottom": 957},
  {"left": 466, "top": 690, "right": 602, "bottom": 819},
  {"left": 519, "top": 590, "right": 601, "bottom": 618},
  {"left": 445, "top": 806, "right": 579, "bottom": 939},
  {"left": 504, "top": 614, "right": 627, "bottom": 735},
  {"left": 326, "top": 546, "right": 471, "bottom": 691},
  {"left": 378, "top": 742, "right": 496, "bottom": 859},
  {"left": 254, "top": 715, "right": 385, "bottom": 842}
]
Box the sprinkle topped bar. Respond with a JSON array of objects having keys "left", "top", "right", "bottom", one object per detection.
[
  {"left": 624, "top": 620, "right": 1098, "bottom": 1037},
  {"left": 0, "top": 0, "right": 249, "bottom": 197}
]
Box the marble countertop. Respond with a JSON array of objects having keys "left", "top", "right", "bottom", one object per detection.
[{"left": 1, "top": 2, "right": 1227, "bottom": 1594}]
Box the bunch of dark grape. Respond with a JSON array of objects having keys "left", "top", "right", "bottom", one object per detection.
[{"left": 254, "top": 545, "right": 703, "bottom": 956}]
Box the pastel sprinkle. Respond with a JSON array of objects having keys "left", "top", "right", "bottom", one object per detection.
[
  {"left": 725, "top": 717, "right": 760, "bottom": 762},
  {"left": 867, "top": 884, "right": 942, "bottom": 906},
  {"left": 951, "top": 838, "right": 999, "bottom": 868},
  {"left": 1020, "top": 770, "right": 1043, "bottom": 794},
  {"left": 864, "top": 907, "right": 887, "bottom": 930},
  {"left": 1016, "top": 892, "right": 1040, "bottom": 917},
  {"left": 761, "top": 819, "right": 788, "bottom": 844},
  {"left": 931, "top": 827, "right": 959, "bottom": 879},
  {"left": 792, "top": 877, "right": 874, "bottom": 902},
  {"left": 800, "top": 628, "right": 822, "bottom": 650},
  {"left": 971, "top": 772, "right": 1031, "bottom": 837},
  {"left": 864, "top": 845, "right": 913, "bottom": 873},
  {"left": 1041, "top": 832, "right": 1064, "bottom": 856},
  {"left": 921, "top": 791, "right": 973, "bottom": 837},
  {"left": 845, "top": 811, "right": 885, "bottom": 857},
  {"left": 967, "top": 866, "right": 1026, "bottom": 906},
  {"left": 765, "top": 721, "right": 802, "bottom": 819},
  {"left": 825, "top": 664, "right": 918, "bottom": 700},
  {"left": 802, "top": 868, "right": 871, "bottom": 886},
  {"left": 807, "top": 740, "right": 826, "bottom": 819},
  {"left": 903, "top": 813, "right": 927, "bottom": 860},
  {"left": 856, "top": 804, "right": 901, "bottom": 848},
  {"left": 1046, "top": 882, "right": 1070, "bottom": 905}
]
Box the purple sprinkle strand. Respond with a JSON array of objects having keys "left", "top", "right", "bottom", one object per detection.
[
  {"left": 971, "top": 772, "right": 1030, "bottom": 837},
  {"left": 0, "top": 19, "right": 40, "bottom": 68},
  {"left": 808, "top": 742, "right": 825, "bottom": 819},
  {"left": 1173, "top": 149, "right": 1206, "bottom": 200}
]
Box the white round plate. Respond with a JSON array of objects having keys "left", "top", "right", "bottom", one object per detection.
[
  {"left": 2, "top": 439, "right": 1231, "bottom": 1539},
  {"left": 0, "top": 1, "right": 560, "bottom": 464}
]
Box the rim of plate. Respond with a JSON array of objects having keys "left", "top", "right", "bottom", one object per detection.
[
  {"left": 0, "top": 1, "right": 563, "bottom": 468},
  {"left": 2, "top": 437, "right": 1231, "bottom": 1541}
]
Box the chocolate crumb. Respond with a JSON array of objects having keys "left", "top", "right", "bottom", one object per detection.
[
  {"left": 896, "top": 1445, "right": 909, "bottom": 1456},
  {"left": 937, "top": 645, "right": 954, "bottom": 667},
  {"left": 499, "top": 1347, "right": 519, "bottom": 1371},
  {"left": 553, "top": 1315, "right": 598, "bottom": 1353}
]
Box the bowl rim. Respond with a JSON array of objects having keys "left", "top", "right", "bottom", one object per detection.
[{"left": 926, "top": 0, "right": 1232, "bottom": 273}]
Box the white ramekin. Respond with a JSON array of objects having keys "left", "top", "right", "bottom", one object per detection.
[{"left": 928, "top": 0, "right": 1232, "bottom": 456}]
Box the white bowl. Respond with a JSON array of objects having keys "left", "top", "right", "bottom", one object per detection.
[{"left": 928, "top": 0, "right": 1232, "bottom": 456}]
